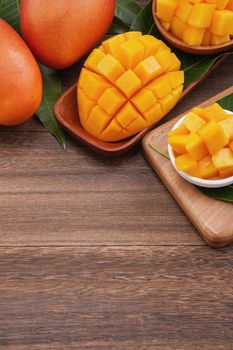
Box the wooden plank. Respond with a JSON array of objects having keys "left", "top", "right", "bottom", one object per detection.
[
  {"left": 0, "top": 246, "right": 232, "bottom": 350},
  {"left": 143, "top": 87, "right": 233, "bottom": 248},
  {"left": 0, "top": 131, "right": 200, "bottom": 246}
]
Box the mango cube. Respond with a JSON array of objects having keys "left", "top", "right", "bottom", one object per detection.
[
  {"left": 167, "top": 71, "right": 184, "bottom": 89},
  {"left": 211, "top": 10, "right": 233, "bottom": 35},
  {"left": 102, "top": 34, "right": 125, "bottom": 61},
  {"left": 226, "top": 0, "right": 233, "bottom": 10},
  {"left": 78, "top": 32, "right": 184, "bottom": 141},
  {"left": 147, "top": 74, "right": 172, "bottom": 99},
  {"left": 192, "top": 107, "right": 208, "bottom": 120},
  {"left": 175, "top": 1, "right": 193, "bottom": 22},
  {"left": 168, "top": 134, "right": 189, "bottom": 154},
  {"left": 183, "top": 112, "right": 206, "bottom": 132},
  {"left": 202, "top": 103, "right": 228, "bottom": 121},
  {"left": 210, "top": 34, "right": 230, "bottom": 45},
  {"left": 207, "top": 0, "right": 230, "bottom": 10},
  {"left": 183, "top": 26, "right": 205, "bottom": 46},
  {"left": 198, "top": 121, "right": 229, "bottom": 154},
  {"left": 116, "top": 69, "right": 142, "bottom": 98},
  {"left": 160, "top": 20, "right": 171, "bottom": 31},
  {"left": 156, "top": 0, "right": 178, "bottom": 21},
  {"left": 132, "top": 88, "right": 158, "bottom": 114},
  {"left": 175, "top": 153, "right": 201, "bottom": 177},
  {"left": 219, "top": 167, "right": 233, "bottom": 178},
  {"left": 230, "top": 140, "right": 233, "bottom": 151},
  {"left": 168, "top": 124, "right": 189, "bottom": 137},
  {"left": 188, "top": 3, "right": 216, "bottom": 28},
  {"left": 98, "top": 88, "right": 126, "bottom": 115},
  {"left": 218, "top": 117, "right": 233, "bottom": 140},
  {"left": 96, "top": 54, "right": 125, "bottom": 83},
  {"left": 199, "top": 155, "right": 218, "bottom": 179},
  {"left": 212, "top": 148, "right": 233, "bottom": 170},
  {"left": 185, "top": 133, "right": 208, "bottom": 160},
  {"left": 171, "top": 16, "right": 188, "bottom": 40},
  {"left": 134, "top": 56, "right": 163, "bottom": 85}
]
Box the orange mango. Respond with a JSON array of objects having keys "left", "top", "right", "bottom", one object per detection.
[
  {"left": 20, "top": 0, "right": 115, "bottom": 69},
  {"left": 0, "top": 19, "right": 42, "bottom": 126},
  {"left": 78, "top": 32, "right": 184, "bottom": 142}
]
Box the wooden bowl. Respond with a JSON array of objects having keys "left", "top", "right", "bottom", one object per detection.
[
  {"left": 54, "top": 54, "right": 226, "bottom": 157},
  {"left": 152, "top": 0, "right": 233, "bottom": 55}
]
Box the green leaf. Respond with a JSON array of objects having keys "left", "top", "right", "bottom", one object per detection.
[
  {"left": 36, "top": 65, "right": 66, "bottom": 149},
  {"left": 109, "top": 16, "right": 130, "bottom": 34},
  {"left": 131, "top": 0, "right": 154, "bottom": 33},
  {"left": 218, "top": 92, "right": 233, "bottom": 112},
  {"left": 182, "top": 51, "right": 233, "bottom": 88},
  {"left": 0, "top": 0, "right": 20, "bottom": 32},
  {"left": 115, "top": 0, "right": 142, "bottom": 26},
  {"left": 197, "top": 186, "right": 233, "bottom": 203},
  {"left": 148, "top": 144, "right": 170, "bottom": 160}
]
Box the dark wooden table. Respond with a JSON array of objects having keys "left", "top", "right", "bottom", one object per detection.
[{"left": 1, "top": 13, "right": 233, "bottom": 350}]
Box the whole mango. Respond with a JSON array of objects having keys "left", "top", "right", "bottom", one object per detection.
[
  {"left": 20, "top": 0, "right": 115, "bottom": 69},
  {"left": 0, "top": 20, "right": 42, "bottom": 126}
]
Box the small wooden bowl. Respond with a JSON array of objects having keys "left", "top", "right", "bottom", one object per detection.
[
  {"left": 54, "top": 54, "right": 226, "bottom": 157},
  {"left": 152, "top": 0, "right": 233, "bottom": 55}
]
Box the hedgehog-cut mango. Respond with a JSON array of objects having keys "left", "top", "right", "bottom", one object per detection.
[{"left": 77, "top": 32, "right": 184, "bottom": 142}]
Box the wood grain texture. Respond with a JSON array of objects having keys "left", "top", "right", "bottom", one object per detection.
[
  {"left": 0, "top": 246, "right": 233, "bottom": 350},
  {"left": 0, "top": 2, "right": 233, "bottom": 347},
  {"left": 143, "top": 87, "right": 233, "bottom": 247}
]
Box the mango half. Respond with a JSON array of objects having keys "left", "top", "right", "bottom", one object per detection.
[{"left": 77, "top": 32, "right": 184, "bottom": 142}]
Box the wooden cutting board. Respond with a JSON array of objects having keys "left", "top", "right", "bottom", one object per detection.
[{"left": 143, "top": 86, "right": 233, "bottom": 248}]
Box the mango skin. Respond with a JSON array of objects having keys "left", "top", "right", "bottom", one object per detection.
[
  {"left": 20, "top": 0, "right": 115, "bottom": 70},
  {"left": 0, "top": 20, "right": 42, "bottom": 126}
]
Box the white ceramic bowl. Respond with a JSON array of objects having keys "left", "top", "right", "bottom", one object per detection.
[{"left": 168, "top": 110, "right": 233, "bottom": 188}]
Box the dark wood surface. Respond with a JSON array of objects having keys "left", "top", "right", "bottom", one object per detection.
[{"left": 1, "top": 7, "right": 233, "bottom": 348}]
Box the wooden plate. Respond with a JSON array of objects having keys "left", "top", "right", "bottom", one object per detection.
[
  {"left": 152, "top": 0, "right": 233, "bottom": 55},
  {"left": 143, "top": 86, "right": 233, "bottom": 248},
  {"left": 54, "top": 56, "right": 226, "bottom": 157}
]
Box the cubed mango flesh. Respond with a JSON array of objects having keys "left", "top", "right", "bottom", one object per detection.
[
  {"left": 168, "top": 103, "right": 233, "bottom": 180},
  {"left": 188, "top": 3, "right": 216, "bottom": 28},
  {"left": 156, "top": 0, "right": 178, "bottom": 21},
  {"left": 198, "top": 121, "right": 229, "bottom": 154},
  {"left": 155, "top": 0, "right": 233, "bottom": 47},
  {"left": 199, "top": 155, "right": 218, "bottom": 179},
  {"left": 183, "top": 26, "right": 205, "bottom": 46},
  {"left": 78, "top": 32, "right": 184, "bottom": 142},
  {"left": 211, "top": 10, "right": 233, "bottom": 35},
  {"left": 175, "top": 153, "right": 201, "bottom": 177},
  {"left": 207, "top": 0, "right": 230, "bottom": 10},
  {"left": 183, "top": 112, "right": 206, "bottom": 132},
  {"left": 168, "top": 134, "right": 189, "bottom": 154},
  {"left": 202, "top": 103, "right": 228, "bottom": 121},
  {"left": 168, "top": 124, "right": 189, "bottom": 136},
  {"left": 212, "top": 148, "right": 233, "bottom": 170},
  {"left": 185, "top": 133, "right": 208, "bottom": 160},
  {"left": 218, "top": 117, "right": 233, "bottom": 140},
  {"left": 219, "top": 167, "right": 233, "bottom": 178}
]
